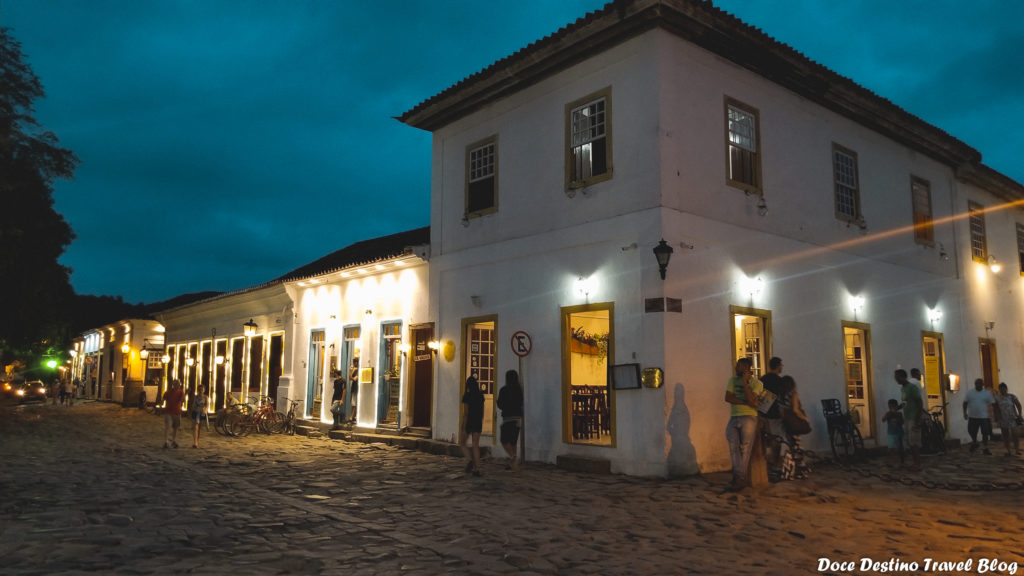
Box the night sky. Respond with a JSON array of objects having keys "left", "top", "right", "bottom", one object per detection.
[{"left": 5, "top": 1, "right": 1022, "bottom": 304}]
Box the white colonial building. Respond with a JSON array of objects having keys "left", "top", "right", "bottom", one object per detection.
[{"left": 398, "top": 0, "right": 1023, "bottom": 476}]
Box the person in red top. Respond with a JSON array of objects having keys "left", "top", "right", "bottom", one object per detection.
[{"left": 162, "top": 379, "right": 185, "bottom": 449}]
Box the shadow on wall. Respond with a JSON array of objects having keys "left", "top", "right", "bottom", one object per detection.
[{"left": 666, "top": 382, "right": 699, "bottom": 477}]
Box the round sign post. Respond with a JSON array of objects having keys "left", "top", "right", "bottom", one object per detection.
[{"left": 510, "top": 331, "right": 532, "bottom": 465}]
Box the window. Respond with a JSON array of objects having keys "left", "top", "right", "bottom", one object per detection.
[
  {"left": 1016, "top": 223, "right": 1024, "bottom": 275},
  {"left": 566, "top": 88, "right": 612, "bottom": 189},
  {"left": 968, "top": 201, "right": 987, "bottom": 262},
  {"left": 832, "top": 144, "right": 861, "bottom": 223},
  {"left": 466, "top": 137, "right": 497, "bottom": 217},
  {"left": 725, "top": 98, "right": 761, "bottom": 193},
  {"left": 911, "top": 176, "right": 933, "bottom": 244}
]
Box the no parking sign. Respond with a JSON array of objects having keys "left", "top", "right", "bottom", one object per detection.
[{"left": 510, "top": 331, "right": 532, "bottom": 357}]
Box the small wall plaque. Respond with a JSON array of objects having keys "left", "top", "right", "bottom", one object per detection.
[{"left": 641, "top": 367, "right": 664, "bottom": 388}]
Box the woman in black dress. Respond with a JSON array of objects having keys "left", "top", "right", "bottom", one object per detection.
[{"left": 460, "top": 374, "right": 485, "bottom": 476}]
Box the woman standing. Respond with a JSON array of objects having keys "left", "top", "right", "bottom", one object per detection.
[
  {"left": 497, "top": 369, "right": 524, "bottom": 471},
  {"left": 191, "top": 385, "right": 208, "bottom": 448},
  {"left": 460, "top": 374, "right": 485, "bottom": 476}
]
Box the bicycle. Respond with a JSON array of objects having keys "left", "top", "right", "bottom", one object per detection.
[
  {"left": 281, "top": 398, "right": 303, "bottom": 436},
  {"left": 821, "top": 398, "right": 865, "bottom": 464},
  {"left": 227, "top": 395, "right": 284, "bottom": 436},
  {"left": 920, "top": 402, "right": 948, "bottom": 454},
  {"left": 215, "top": 393, "right": 252, "bottom": 436}
]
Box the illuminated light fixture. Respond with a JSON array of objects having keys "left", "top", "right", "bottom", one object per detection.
[
  {"left": 394, "top": 260, "right": 404, "bottom": 266},
  {"left": 653, "top": 239, "right": 673, "bottom": 280},
  {"left": 140, "top": 347, "right": 149, "bottom": 359},
  {"left": 215, "top": 355, "right": 225, "bottom": 365},
  {"left": 243, "top": 319, "right": 258, "bottom": 337},
  {"left": 850, "top": 295, "right": 865, "bottom": 313},
  {"left": 742, "top": 276, "right": 764, "bottom": 298},
  {"left": 427, "top": 340, "right": 441, "bottom": 355},
  {"left": 185, "top": 357, "right": 195, "bottom": 367},
  {"left": 927, "top": 308, "right": 943, "bottom": 324},
  {"left": 340, "top": 271, "right": 350, "bottom": 278},
  {"left": 945, "top": 373, "right": 960, "bottom": 392},
  {"left": 121, "top": 343, "right": 130, "bottom": 354},
  {"left": 161, "top": 354, "right": 171, "bottom": 364},
  {"left": 575, "top": 276, "right": 596, "bottom": 299},
  {"left": 69, "top": 349, "right": 78, "bottom": 358},
  {"left": 357, "top": 268, "right": 367, "bottom": 274},
  {"left": 398, "top": 343, "right": 411, "bottom": 356},
  {"left": 298, "top": 281, "right": 306, "bottom": 287},
  {"left": 375, "top": 264, "right": 386, "bottom": 271},
  {"left": 989, "top": 256, "right": 1002, "bottom": 274}
]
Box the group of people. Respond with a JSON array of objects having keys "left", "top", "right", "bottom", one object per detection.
[
  {"left": 159, "top": 379, "right": 208, "bottom": 449},
  {"left": 889, "top": 369, "right": 1023, "bottom": 469},
  {"left": 460, "top": 369, "right": 523, "bottom": 476},
  {"left": 724, "top": 356, "right": 811, "bottom": 492},
  {"left": 329, "top": 359, "right": 360, "bottom": 428}
]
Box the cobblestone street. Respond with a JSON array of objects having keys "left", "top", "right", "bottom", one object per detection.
[{"left": 2, "top": 400, "right": 1023, "bottom": 575}]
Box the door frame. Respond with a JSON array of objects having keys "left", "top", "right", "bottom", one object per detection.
[
  {"left": 841, "top": 320, "right": 874, "bottom": 439},
  {"left": 460, "top": 314, "right": 499, "bottom": 440}
]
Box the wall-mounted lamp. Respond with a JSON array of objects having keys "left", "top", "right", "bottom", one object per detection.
[
  {"left": 215, "top": 355, "right": 225, "bottom": 366},
  {"left": 427, "top": 340, "right": 441, "bottom": 355},
  {"left": 989, "top": 256, "right": 1002, "bottom": 274},
  {"left": 653, "top": 239, "right": 673, "bottom": 280},
  {"left": 984, "top": 321, "right": 995, "bottom": 336},
  {"left": 364, "top": 309, "right": 373, "bottom": 317},
  {"left": 121, "top": 343, "right": 130, "bottom": 354},
  {"left": 939, "top": 243, "right": 949, "bottom": 261},
  {"left": 161, "top": 354, "right": 171, "bottom": 364},
  {"left": 927, "top": 308, "right": 943, "bottom": 326},
  {"left": 398, "top": 343, "right": 412, "bottom": 356},
  {"left": 944, "top": 373, "right": 960, "bottom": 392},
  {"left": 243, "top": 319, "right": 258, "bottom": 337},
  {"left": 850, "top": 295, "right": 865, "bottom": 321},
  {"left": 185, "top": 357, "right": 195, "bottom": 367},
  {"left": 140, "top": 339, "right": 150, "bottom": 359},
  {"left": 756, "top": 195, "right": 768, "bottom": 217},
  {"left": 471, "top": 295, "right": 482, "bottom": 308},
  {"left": 575, "top": 276, "right": 596, "bottom": 299},
  {"left": 742, "top": 276, "right": 764, "bottom": 298}
]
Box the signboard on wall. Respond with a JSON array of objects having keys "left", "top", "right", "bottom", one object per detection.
[{"left": 510, "top": 331, "right": 532, "bottom": 358}]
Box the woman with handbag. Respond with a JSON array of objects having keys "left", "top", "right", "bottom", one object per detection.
[{"left": 777, "top": 376, "right": 811, "bottom": 479}]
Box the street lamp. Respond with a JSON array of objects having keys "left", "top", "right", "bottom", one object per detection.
[{"left": 653, "top": 239, "right": 673, "bottom": 280}]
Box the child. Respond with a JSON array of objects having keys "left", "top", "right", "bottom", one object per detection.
[{"left": 882, "top": 399, "right": 905, "bottom": 464}]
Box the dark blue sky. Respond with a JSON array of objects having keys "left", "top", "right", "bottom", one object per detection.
[{"left": 5, "top": 1, "right": 1022, "bottom": 304}]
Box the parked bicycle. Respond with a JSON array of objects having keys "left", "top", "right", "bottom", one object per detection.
[
  {"left": 821, "top": 398, "right": 865, "bottom": 464},
  {"left": 281, "top": 398, "right": 303, "bottom": 436},
  {"left": 920, "top": 402, "right": 948, "bottom": 454},
  {"left": 226, "top": 395, "right": 284, "bottom": 436}
]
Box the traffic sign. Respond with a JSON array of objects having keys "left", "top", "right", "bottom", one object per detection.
[{"left": 510, "top": 331, "right": 532, "bottom": 357}]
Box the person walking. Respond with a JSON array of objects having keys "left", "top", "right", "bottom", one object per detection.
[
  {"left": 163, "top": 380, "right": 185, "bottom": 449},
  {"left": 190, "top": 385, "right": 208, "bottom": 448},
  {"left": 724, "top": 357, "right": 763, "bottom": 491},
  {"left": 460, "top": 373, "right": 485, "bottom": 477},
  {"left": 894, "top": 369, "right": 923, "bottom": 470},
  {"left": 994, "top": 382, "right": 1022, "bottom": 456},
  {"left": 963, "top": 378, "right": 996, "bottom": 455},
  {"left": 497, "top": 369, "right": 524, "bottom": 471}
]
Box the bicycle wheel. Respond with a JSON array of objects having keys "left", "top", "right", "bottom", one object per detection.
[
  {"left": 849, "top": 425, "right": 865, "bottom": 460},
  {"left": 214, "top": 410, "right": 229, "bottom": 436},
  {"left": 285, "top": 412, "right": 296, "bottom": 436},
  {"left": 261, "top": 411, "right": 285, "bottom": 434},
  {"left": 830, "top": 427, "right": 855, "bottom": 464},
  {"left": 228, "top": 413, "right": 252, "bottom": 437}
]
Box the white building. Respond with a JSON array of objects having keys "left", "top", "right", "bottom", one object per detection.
[
  {"left": 154, "top": 227, "right": 431, "bottom": 430},
  {"left": 398, "top": 0, "right": 1023, "bottom": 476},
  {"left": 71, "top": 319, "right": 165, "bottom": 403}
]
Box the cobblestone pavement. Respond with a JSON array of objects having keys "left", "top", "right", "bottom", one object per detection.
[{"left": 2, "top": 400, "right": 1023, "bottom": 575}]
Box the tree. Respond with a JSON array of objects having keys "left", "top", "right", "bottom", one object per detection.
[{"left": 0, "top": 27, "right": 79, "bottom": 368}]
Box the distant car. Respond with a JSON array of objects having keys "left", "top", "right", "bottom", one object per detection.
[{"left": 15, "top": 380, "right": 47, "bottom": 403}]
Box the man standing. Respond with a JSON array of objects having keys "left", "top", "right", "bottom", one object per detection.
[
  {"left": 760, "top": 357, "right": 785, "bottom": 466},
  {"left": 894, "top": 369, "right": 923, "bottom": 470},
  {"left": 725, "top": 357, "right": 763, "bottom": 491},
  {"left": 330, "top": 369, "right": 346, "bottom": 429},
  {"left": 162, "top": 379, "right": 185, "bottom": 449},
  {"left": 963, "top": 378, "right": 995, "bottom": 455}
]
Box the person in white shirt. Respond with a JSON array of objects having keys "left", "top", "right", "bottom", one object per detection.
[{"left": 963, "top": 378, "right": 995, "bottom": 455}]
